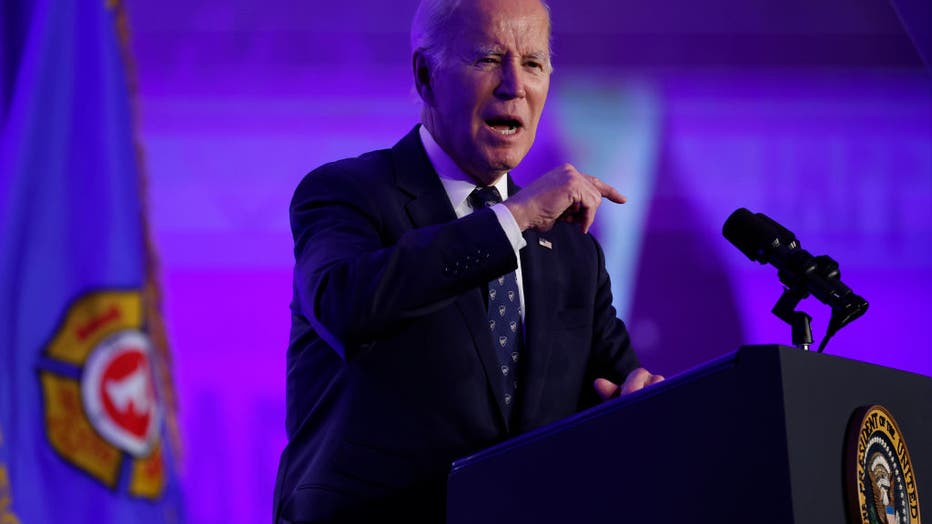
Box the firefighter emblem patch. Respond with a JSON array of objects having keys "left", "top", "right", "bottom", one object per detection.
[{"left": 39, "top": 290, "right": 166, "bottom": 499}]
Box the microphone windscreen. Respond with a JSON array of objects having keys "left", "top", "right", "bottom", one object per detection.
[
  {"left": 722, "top": 208, "right": 764, "bottom": 261},
  {"left": 722, "top": 208, "right": 797, "bottom": 263}
]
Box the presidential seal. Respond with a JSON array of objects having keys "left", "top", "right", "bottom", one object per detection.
[{"left": 846, "top": 405, "right": 922, "bottom": 524}]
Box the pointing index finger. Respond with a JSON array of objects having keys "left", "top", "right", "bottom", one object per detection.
[{"left": 586, "top": 175, "right": 627, "bottom": 204}]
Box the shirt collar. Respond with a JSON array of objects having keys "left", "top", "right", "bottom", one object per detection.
[{"left": 419, "top": 125, "right": 509, "bottom": 215}]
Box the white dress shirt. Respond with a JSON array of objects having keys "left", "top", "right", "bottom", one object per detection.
[{"left": 419, "top": 125, "right": 527, "bottom": 320}]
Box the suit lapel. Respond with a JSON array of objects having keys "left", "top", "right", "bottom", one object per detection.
[
  {"left": 516, "top": 227, "right": 558, "bottom": 428},
  {"left": 389, "top": 125, "right": 511, "bottom": 430},
  {"left": 504, "top": 177, "right": 561, "bottom": 430},
  {"left": 390, "top": 126, "right": 457, "bottom": 228}
]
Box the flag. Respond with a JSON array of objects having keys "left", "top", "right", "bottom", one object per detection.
[{"left": 0, "top": 0, "right": 184, "bottom": 521}]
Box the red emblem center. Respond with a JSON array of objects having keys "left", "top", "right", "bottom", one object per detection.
[{"left": 98, "top": 348, "right": 154, "bottom": 440}]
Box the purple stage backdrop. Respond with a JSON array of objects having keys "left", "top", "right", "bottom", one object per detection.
[{"left": 121, "top": 0, "right": 931, "bottom": 522}]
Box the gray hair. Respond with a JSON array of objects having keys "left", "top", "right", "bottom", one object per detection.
[{"left": 410, "top": 0, "right": 552, "bottom": 70}]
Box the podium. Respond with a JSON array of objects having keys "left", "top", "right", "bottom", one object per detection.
[{"left": 446, "top": 345, "right": 931, "bottom": 523}]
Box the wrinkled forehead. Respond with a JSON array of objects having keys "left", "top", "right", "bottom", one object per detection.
[{"left": 448, "top": 0, "right": 551, "bottom": 56}]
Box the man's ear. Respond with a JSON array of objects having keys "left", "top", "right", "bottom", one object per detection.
[{"left": 412, "top": 51, "right": 433, "bottom": 105}]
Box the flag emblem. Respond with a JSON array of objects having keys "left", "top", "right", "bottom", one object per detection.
[
  {"left": 39, "top": 290, "right": 166, "bottom": 499},
  {"left": 83, "top": 330, "right": 159, "bottom": 457}
]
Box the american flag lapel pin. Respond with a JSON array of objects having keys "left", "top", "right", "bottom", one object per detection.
[{"left": 538, "top": 237, "right": 553, "bottom": 250}]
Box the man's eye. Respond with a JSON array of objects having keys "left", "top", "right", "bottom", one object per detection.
[
  {"left": 525, "top": 61, "right": 543, "bottom": 70},
  {"left": 478, "top": 57, "right": 499, "bottom": 64}
]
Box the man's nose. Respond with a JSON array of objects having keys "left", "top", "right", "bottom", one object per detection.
[{"left": 494, "top": 60, "right": 527, "bottom": 100}]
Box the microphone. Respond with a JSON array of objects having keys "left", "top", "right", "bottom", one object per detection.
[{"left": 722, "top": 208, "right": 868, "bottom": 338}]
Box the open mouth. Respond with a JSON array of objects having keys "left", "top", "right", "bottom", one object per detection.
[{"left": 485, "top": 117, "right": 522, "bottom": 136}]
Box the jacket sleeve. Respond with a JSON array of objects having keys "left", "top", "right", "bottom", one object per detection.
[
  {"left": 580, "top": 235, "right": 641, "bottom": 406},
  {"left": 290, "top": 162, "right": 517, "bottom": 360}
]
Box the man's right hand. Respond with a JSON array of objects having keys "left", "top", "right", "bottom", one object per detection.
[{"left": 503, "top": 163, "right": 626, "bottom": 234}]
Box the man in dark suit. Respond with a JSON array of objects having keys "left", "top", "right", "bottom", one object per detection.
[{"left": 274, "top": 0, "right": 663, "bottom": 522}]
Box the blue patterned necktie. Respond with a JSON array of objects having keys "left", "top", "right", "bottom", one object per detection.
[{"left": 468, "top": 186, "right": 522, "bottom": 417}]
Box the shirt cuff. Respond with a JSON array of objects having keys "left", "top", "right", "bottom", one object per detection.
[{"left": 491, "top": 203, "right": 528, "bottom": 252}]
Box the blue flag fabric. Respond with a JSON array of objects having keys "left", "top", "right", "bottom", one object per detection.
[{"left": 0, "top": 0, "right": 184, "bottom": 522}]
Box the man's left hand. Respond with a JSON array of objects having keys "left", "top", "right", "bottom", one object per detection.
[{"left": 593, "top": 368, "right": 664, "bottom": 401}]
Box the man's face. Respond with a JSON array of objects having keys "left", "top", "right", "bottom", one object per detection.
[{"left": 420, "top": 0, "right": 551, "bottom": 185}]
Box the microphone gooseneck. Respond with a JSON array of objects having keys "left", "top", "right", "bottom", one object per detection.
[{"left": 723, "top": 208, "right": 868, "bottom": 352}]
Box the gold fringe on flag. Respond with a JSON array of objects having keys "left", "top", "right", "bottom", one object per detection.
[
  {"left": 107, "top": 0, "right": 184, "bottom": 470},
  {"left": 0, "top": 423, "right": 22, "bottom": 524}
]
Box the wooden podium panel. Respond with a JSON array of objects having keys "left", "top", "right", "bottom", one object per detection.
[{"left": 446, "top": 345, "right": 931, "bottom": 523}]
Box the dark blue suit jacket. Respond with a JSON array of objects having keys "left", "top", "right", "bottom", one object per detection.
[{"left": 274, "top": 126, "right": 639, "bottom": 523}]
